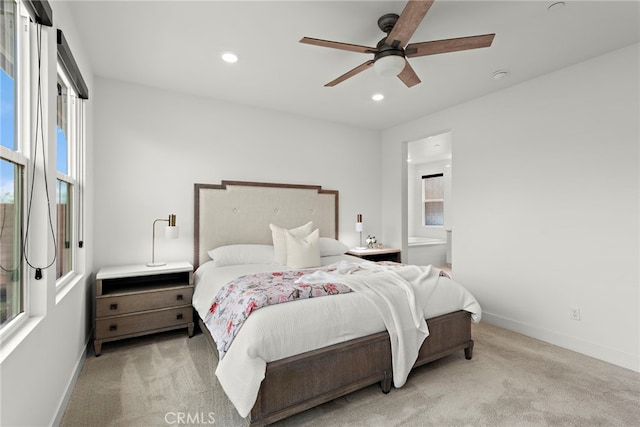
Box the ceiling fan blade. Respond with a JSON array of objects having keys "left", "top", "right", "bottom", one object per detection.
[
  {"left": 386, "top": 0, "right": 434, "bottom": 48},
  {"left": 398, "top": 60, "right": 421, "bottom": 88},
  {"left": 325, "top": 60, "right": 375, "bottom": 87},
  {"left": 405, "top": 33, "right": 495, "bottom": 58},
  {"left": 300, "top": 37, "right": 376, "bottom": 54}
]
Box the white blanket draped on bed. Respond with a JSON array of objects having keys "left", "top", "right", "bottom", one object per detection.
[
  {"left": 193, "top": 255, "right": 481, "bottom": 418},
  {"left": 296, "top": 260, "right": 439, "bottom": 388}
]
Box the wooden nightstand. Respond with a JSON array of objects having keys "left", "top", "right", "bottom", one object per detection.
[
  {"left": 346, "top": 248, "right": 401, "bottom": 263},
  {"left": 94, "top": 261, "right": 194, "bottom": 356}
]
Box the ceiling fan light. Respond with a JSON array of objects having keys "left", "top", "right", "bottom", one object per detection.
[
  {"left": 221, "top": 52, "right": 238, "bottom": 63},
  {"left": 374, "top": 55, "right": 406, "bottom": 77}
]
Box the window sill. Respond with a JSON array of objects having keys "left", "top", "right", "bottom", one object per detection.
[
  {"left": 0, "top": 274, "right": 86, "bottom": 363},
  {"left": 0, "top": 314, "right": 45, "bottom": 364},
  {"left": 56, "top": 272, "right": 86, "bottom": 305}
]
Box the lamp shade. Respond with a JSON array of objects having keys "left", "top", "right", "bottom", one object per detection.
[
  {"left": 164, "top": 225, "right": 179, "bottom": 239},
  {"left": 355, "top": 213, "right": 365, "bottom": 249},
  {"left": 374, "top": 55, "right": 405, "bottom": 77}
]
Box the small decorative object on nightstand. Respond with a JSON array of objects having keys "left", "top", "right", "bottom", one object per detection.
[
  {"left": 94, "top": 261, "right": 194, "bottom": 356},
  {"left": 365, "top": 235, "right": 377, "bottom": 248},
  {"left": 346, "top": 247, "right": 401, "bottom": 263}
]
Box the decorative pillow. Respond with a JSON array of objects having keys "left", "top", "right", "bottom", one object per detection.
[
  {"left": 319, "top": 237, "right": 349, "bottom": 257},
  {"left": 285, "top": 228, "right": 321, "bottom": 269},
  {"left": 207, "top": 244, "right": 275, "bottom": 267},
  {"left": 270, "top": 221, "right": 313, "bottom": 265}
]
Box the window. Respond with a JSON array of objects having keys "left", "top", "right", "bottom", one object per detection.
[
  {"left": 422, "top": 174, "right": 444, "bottom": 227},
  {"left": 56, "top": 68, "right": 74, "bottom": 281},
  {"left": 1, "top": 0, "right": 26, "bottom": 329},
  {"left": 1, "top": 4, "right": 85, "bottom": 333},
  {"left": 55, "top": 28, "right": 88, "bottom": 288}
]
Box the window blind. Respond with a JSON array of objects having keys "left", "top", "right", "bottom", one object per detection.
[
  {"left": 56, "top": 29, "right": 88, "bottom": 99},
  {"left": 23, "top": 0, "right": 52, "bottom": 27}
]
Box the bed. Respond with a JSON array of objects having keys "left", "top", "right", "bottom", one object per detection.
[{"left": 193, "top": 180, "right": 480, "bottom": 426}]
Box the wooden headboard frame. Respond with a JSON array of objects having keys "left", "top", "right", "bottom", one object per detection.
[{"left": 194, "top": 181, "right": 339, "bottom": 269}]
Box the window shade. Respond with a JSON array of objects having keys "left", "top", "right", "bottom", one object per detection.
[
  {"left": 56, "top": 29, "right": 88, "bottom": 99},
  {"left": 23, "top": 0, "right": 52, "bottom": 27}
]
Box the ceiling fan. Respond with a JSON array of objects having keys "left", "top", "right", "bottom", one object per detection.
[{"left": 299, "top": 0, "right": 495, "bottom": 88}]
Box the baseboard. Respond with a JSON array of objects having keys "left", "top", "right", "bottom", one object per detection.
[
  {"left": 481, "top": 312, "right": 640, "bottom": 373},
  {"left": 52, "top": 337, "right": 90, "bottom": 426}
]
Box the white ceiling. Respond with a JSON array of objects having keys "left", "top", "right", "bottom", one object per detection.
[
  {"left": 67, "top": 0, "right": 639, "bottom": 130},
  {"left": 408, "top": 131, "right": 452, "bottom": 164}
]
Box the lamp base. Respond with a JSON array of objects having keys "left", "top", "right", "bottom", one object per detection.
[{"left": 147, "top": 262, "right": 167, "bottom": 267}]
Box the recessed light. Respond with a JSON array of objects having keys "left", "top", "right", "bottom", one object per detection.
[
  {"left": 221, "top": 52, "right": 238, "bottom": 63},
  {"left": 548, "top": 2, "right": 565, "bottom": 12},
  {"left": 492, "top": 70, "right": 508, "bottom": 80},
  {"left": 372, "top": 93, "right": 384, "bottom": 101}
]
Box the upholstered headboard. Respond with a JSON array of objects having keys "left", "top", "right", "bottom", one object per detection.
[{"left": 194, "top": 181, "right": 339, "bottom": 269}]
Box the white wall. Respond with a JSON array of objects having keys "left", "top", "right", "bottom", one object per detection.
[
  {"left": 381, "top": 44, "right": 639, "bottom": 372},
  {"left": 93, "top": 78, "right": 382, "bottom": 270},
  {"left": 0, "top": 2, "right": 95, "bottom": 426}
]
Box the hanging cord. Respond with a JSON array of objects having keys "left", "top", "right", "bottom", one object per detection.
[{"left": 22, "top": 22, "right": 57, "bottom": 280}]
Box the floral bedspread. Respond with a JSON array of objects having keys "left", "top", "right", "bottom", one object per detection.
[{"left": 204, "top": 266, "right": 353, "bottom": 359}]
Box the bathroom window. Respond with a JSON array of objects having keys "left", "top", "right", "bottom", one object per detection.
[{"left": 422, "top": 174, "right": 444, "bottom": 227}]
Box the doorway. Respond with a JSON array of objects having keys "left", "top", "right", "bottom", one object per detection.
[{"left": 406, "top": 131, "right": 452, "bottom": 269}]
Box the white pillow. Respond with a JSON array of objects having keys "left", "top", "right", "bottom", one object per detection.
[
  {"left": 207, "top": 244, "right": 275, "bottom": 267},
  {"left": 286, "top": 228, "right": 321, "bottom": 269},
  {"left": 319, "top": 237, "right": 349, "bottom": 257},
  {"left": 270, "top": 221, "right": 313, "bottom": 265}
]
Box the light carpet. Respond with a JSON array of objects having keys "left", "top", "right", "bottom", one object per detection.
[{"left": 61, "top": 322, "right": 640, "bottom": 426}]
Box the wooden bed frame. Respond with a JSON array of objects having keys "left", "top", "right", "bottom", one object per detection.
[{"left": 194, "top": 181, "right": 474, "bottom": 426}]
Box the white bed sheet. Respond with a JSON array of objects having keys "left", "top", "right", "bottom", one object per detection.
[{"left": 193, "top": 255, "right": 481, "bottom": 418}]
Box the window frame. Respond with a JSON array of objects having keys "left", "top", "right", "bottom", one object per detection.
[
  {"left": 0, "top": 0, "right": 31, "bottom": 337},
  {"left": 55, "top": 64, "right": 77, "bottom": 288},
  {"left": 422, "top": 173, "right": 445, "bottom": 228},
  {"left": 53, "top": 28, "right": 88, "bottom": 295}
]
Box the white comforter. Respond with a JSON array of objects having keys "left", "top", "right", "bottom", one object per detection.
[{"left": 193, "top": 255, "right": 481, "bottom": 418}]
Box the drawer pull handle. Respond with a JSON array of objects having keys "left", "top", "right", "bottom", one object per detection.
[
  {"left": 109, "top": 324, "right": 118, "bottom": 331},
  {"left": 110, "top": 303, "right": 118, "bottom": 310},
  {"left": 176, "top": 313, "right": 183, "bottom": 320},
  {"left": 176, "top": 294, "right": 183, "bottom": 301}
]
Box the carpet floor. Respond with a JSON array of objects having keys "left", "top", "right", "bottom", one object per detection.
[{"left": 61, "top": 322, "right": 640, "bottom": 426}]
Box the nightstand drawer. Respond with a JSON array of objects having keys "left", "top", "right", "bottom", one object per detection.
[
  {"left": 96, "top": 306, "right": 193, "bottom": 339},
  {"left": 96, "top": 286, "right": 193, "bottom": 317}
]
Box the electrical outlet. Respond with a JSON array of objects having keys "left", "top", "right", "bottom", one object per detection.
[{"left": 570, "top": 306, "right": 581, "bottom": 321}]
